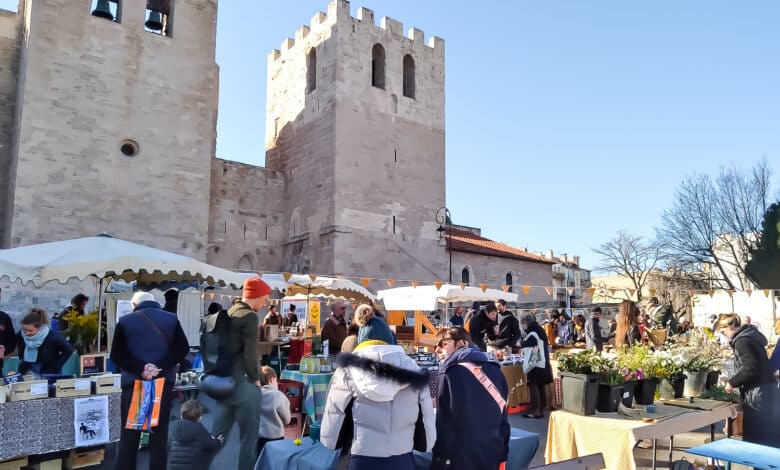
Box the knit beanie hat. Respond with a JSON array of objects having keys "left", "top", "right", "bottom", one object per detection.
[
  {"left": 243, "top": 277, "right": 272, "bottom": 299},
  {"left": 355, "top": 305, "right": 396, "bottom": 346}
]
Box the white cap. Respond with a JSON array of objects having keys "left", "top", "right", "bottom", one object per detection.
[{"left": 131, "top": 291, "right": 155, "bottom": 306}]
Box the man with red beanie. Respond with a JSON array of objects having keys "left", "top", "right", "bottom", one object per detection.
[{"left": 212, "top": 277, "right": 271, "bottom": 470}]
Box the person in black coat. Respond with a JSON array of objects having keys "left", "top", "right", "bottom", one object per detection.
[
  {"left": 432, "top": 327, "right": 510, "bottom": 470},
  {"left": 488, "top": 300, "right": 521, "bottom": 353},
  {"left": 467, "top": 301, "right": 498, "bottom": 352},
  {"left": 168, "top": 399, "right": 223, "bottom": 470},
  {"left": 17, "top": 308, "right": 73, "bottom": 375},
  {"left": 0, "top": 287, "right": 17, "bottom": 373},
  {"left": 722, "top": 316, "right": 780, "bottom": 447},
  {"left": 518, "top": 314, "right": 554, "bottom": 419}
]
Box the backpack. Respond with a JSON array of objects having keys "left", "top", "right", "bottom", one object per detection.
[{"left": 200, "top": 310, "right": 232, "bottom": 377}]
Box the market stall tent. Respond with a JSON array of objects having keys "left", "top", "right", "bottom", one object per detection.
[{"left": 377, "top": 284, "right": 519, "bottom": 311}]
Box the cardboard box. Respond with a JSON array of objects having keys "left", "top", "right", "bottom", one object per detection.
[
  {"left": 0, "top": 456, "right": 28, "bottom": 470},
  {"left": 90, "top": 374, "right": 121, "bottom": 395},
  {"left": 64, "top": 448, "right": 104, "bottom": 469},
  {"left": 7, "top": 379, "right": 49, "bottom": 402},
  {"left": 54, "top": 377, "right": 93, "bottom": 398},
  {"left": 28, "top": 458, "right": 62, "bottom": 470}
]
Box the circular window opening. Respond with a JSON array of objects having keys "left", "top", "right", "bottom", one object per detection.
[{"left": 120, "top": 139, "right": 140, "bottom": 158}]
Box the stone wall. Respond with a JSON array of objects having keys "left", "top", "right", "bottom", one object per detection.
[
  {"left": 0, "top": 8, "right": 19, "bottom": 244},
  {"left": 4, "top": 0, "right": 218, "bottom": 259},
  {"left": 206, "top": 158, "right": 287, "bottom": 272},
  {"left": 452, "top": 251, "right": 555, "bottom": 306}
]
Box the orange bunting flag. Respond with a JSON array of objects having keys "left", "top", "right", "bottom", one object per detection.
[
  {"left": 337, "top": 276, "right": 345, "bottom": 281},
  {"left": 361, "top": 278, "right": 371, "bottom": 288},
  {"left": 282, "top": 272, "right": 293, "bottom": 282},
  {"left": 727, "top": 289, "right": 735, "bottom": 298},
  {"left": 608, "top": 289, "right": 616, "bottom": 296},
  {"left": 350, "top": 301, "right": 358, "bottom": 309},
  {"left": 649, "top": 289, "right": 657, "bottom": 297},
  {"left": 386, "top": 279, "right": 395, "bottom": 288},
  {"left": 708, "top": 290, "right": 715, "bottom": 298},
  {"left": 745, "top": 289, "right": 753, "bottom": 297},
  {"left": 479, "top": 283, "right": 488, "bottom": 293},
  {"left": 531, "top": 309, "right": 537, "bottom": 314},
  {"left": 587, "top": 288, "right": 596, "bottom": 296},
  {"left": 308, "top": 274, "right": 318, "bottom": 282},
  {"left": 567, "top": 287, "right": 575, "bottom": 296},
  {"left": 628, "top": 289, "right": 636, "bottom": 298},
  {"left": 434, "top": 281, "right": 444, "bottom": 290},
  {"left": 460, "top": 283, "right": 466, "bottom": 290},
  {"left": 209, "top": 293, "right": 215, "bottom": 300},
  {"left": 522, "top": 285, "right": 531, "bottom": 295},
  {"left": 501, "top": 285, "right": 510, "bottom": 292},
  {"left": 544, "top": 287, "right": 553, "bottom": 296},
  {"left": 411, "top": 280, "right": 419, "bottom": 288},
  {"left": 764, "top": 290, "right": 771, "bottom": 298},
  {"left": 256, "top": 272, "right": 264, "bottom": 277}
]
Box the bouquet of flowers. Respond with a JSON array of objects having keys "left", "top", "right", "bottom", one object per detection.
[{"left": 557, "top": 350, "right": 613, "bottom": 375}]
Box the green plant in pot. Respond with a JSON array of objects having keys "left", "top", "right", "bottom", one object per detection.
[
  {"left": 557, "top": 350, "right": 607, "bottom": 416},
  {"left": 596, "top": 367, "right": 625, "bottom": 412},
  {"left": 681, "top": 344, "right": 721, "bottom": 398}
]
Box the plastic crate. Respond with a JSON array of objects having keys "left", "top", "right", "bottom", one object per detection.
[
  {"left": 278, "top": 379, "right": 304, "bottom": 412},
  {"left": 288, "top": 339, "right": 313, "bottom": 365}
]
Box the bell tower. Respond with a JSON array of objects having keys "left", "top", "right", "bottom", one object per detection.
[
  {"left": 265, "top": 0, "right": 447, "bottom": 280},
  {"left": 3, "top": 0, "right": 218, "bottom": 259}
]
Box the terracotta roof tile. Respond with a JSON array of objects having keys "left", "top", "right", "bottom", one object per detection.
[{"left": 445, "top": 228, "right": 555, "bottom": 264}]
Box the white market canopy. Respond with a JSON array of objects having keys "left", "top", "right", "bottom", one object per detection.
[
  {"left": 256, "top": 273, "right": 376, "bottom": 304},
  {"left": 377, "top": 284, "right": 519, "bottom": 311},
  {"left": 0, "top": 235, "right": 249, "bottom": 288}
]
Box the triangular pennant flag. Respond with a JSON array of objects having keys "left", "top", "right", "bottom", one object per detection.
[
  {"left": 308, "top": 274, "right": 317, "bottom": 282},
  {"left": 386, "top": 279, "right": 395, "bottom": 288},
  {"left": 745, "top": 289, "right": 752, "bottom": 297},
  {"left": 531, "top": 309, "right": 537, "bottom": 314},
  {"left": 209, "top": 293, "right": 215, "bottom": 300},
  {"left": 361, "top": 277, "right": 371, "bottom": 288},
  {"left": 727, "top": 289, "right": 735, "bottom": 298},
  {"left": 587, "top": 287, "right": 596, "bottom": 296},
  {"left": 350, "top": 300, "right": 358, "bottom": 309},
  {"left": 764, "top": 290, "right": 771, "bottom": 298},
  {"left": 708, "top": 290, "right": 715, "bottom": 298},
  {"left": 256, "top": 271, "right": 264, "bottom": 277},
  {"left": 337, "top": 276, "right": 344, "bottom": 281},
  {"left": 649, "top": 289, "right": 657, "bottom": 297},
  {"left": 522, "top": 285, "right": 531, "bottom": 295},
  {"left": 544, "top": 287, "right": 552, "bottom": 296},
  {"left": 608, "top": 289, "right": 616, "bottom": 296},
  {"left": 411, "top": 280, "right": 419, "bottom": 288},
  {"left": 282, "top": 272, "right": 293, "bottom": 282},
  {"left": 628, "top": 289, "right": 636, "bottom": 298},
  {"left": 479, "top": 283, "right": 488, "bottom": 293},
  {"left": 501, "top": 285, "right": 510, "bottom": 292},
  {"left": 460, "top": 283, "right": 466, "bottom": 290},
  {"left": 567, "top": 287, "right": 575, "bottom": 296},
  {"left": 434, "top": 281, "right": 444, "bottom": 290}
]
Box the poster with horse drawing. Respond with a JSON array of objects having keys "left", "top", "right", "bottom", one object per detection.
[{"left": 74, "top": 395, "right": 109, "bottom": 446}]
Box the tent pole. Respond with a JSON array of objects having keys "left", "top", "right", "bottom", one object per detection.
[{"left": 96, "top": 278, "right": 104, "bottom": 351}]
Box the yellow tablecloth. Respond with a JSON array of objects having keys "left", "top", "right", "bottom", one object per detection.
[{"left": 545, "top": 403, "right": 739, "bottom": 470}]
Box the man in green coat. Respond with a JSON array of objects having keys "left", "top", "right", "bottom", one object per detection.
[{"left": 212, "top": 277, "right": 271, "bottom": 470}]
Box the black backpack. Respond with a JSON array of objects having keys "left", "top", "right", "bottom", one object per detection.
[{"left": 200, "top": 310, "right": 232, "bottom": 377}]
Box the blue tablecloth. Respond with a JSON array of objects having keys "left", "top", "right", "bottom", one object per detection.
[
  {"left": 281, "top": 370, "right": 334, "bottom": 422},
  {"left": 413, "top": 428, "right": 540, "bottom": 470},
  {"left": 686, "top": 438, "right": 780, "bottom": 469},
  {"left": 254, "top": 438, "right": 339, "bottom": 470}
]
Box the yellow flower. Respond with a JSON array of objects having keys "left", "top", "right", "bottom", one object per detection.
[{"left": 293, "top": 439, "right": 302, "bottom": 445}]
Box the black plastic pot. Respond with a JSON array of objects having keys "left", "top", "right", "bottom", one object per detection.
[
  {"left": 596, "top": 384, "right": 624, "bottom": 412},
  {"left": 660, "top": 374, "right": 685, "bottom": 399},
  {"left": 635, "top": 378, "right": 659, "bottom": 405},
  {"left": 705, "top": 371, "right": 721, "bottom": 390},
  {"left": 560, "top": 372, "right": 599, "bottom": 416},
  {"left": 621, "top": 381, "right": 636, "bottom": 407}
]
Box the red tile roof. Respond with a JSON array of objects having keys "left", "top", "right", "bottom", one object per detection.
[{"left": 445, "top": 228, "right": 556, "bottom": 264}]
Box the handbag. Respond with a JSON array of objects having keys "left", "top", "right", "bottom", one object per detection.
[
  {"left": 197, "top": 373, "right": 236, "bottom": 399},
  {"left": 521, "top": 332, "right": 546, "bottom": 374}
]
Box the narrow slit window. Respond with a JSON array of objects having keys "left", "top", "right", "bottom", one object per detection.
[
  {"left": 372, "top": 44, "right": 386, "bottom": 89},
  {"left": 307, "top": 48, "right": 317, "bottom": 93},
  {"left": 403, "top": 54, "right": 415, "bottom": 98}
]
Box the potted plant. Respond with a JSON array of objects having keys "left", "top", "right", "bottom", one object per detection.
[
  {"left": 682, "top": 345, "right": 721, "bottom": 398},
  {"left": 596, "top": 368, "right": 624, "bottom": 412},
  {"left": 652, "top": 349, "right": 686, "bottom": 399},
  {"left": 620, "top": 346, "right": 658, "bottom": 405},
  {"left": 701, "top": 384, "right": 742, "bottom": 435},
  {"left": 619, "top": 367, "right": 644, "bottom": 407},
  {"left": 63, "top": 309, "right": 99, "bottom": 355},
  {"left": 557, "top": 350, "right": 606, "bottom": 416}
]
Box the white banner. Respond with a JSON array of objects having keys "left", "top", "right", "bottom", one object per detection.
[{"left": 74, "top": 395, "right": 110, "bottom": 447}]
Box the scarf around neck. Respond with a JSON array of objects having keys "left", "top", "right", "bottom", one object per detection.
[{"left": 23, "top": 325, "right": 50, "bottom": 363}]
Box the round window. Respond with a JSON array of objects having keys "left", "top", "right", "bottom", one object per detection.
[{"left": 120, "top": 139, "right": 140, "bottom": 158}]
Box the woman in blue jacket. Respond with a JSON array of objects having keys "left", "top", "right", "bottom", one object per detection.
[
  {"left": 432, "top": 327, "right": 509, "bottom": 470},
  {"left": 17, "top": 308, "right": 73, "bottom": 375}
]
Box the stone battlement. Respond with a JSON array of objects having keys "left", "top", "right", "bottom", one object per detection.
[{"left": 269, "top": 0, "right": 444, "bottom": 61}]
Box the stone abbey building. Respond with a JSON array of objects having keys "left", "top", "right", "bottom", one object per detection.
[{"left": 0, "top": 0, "right": 584, "bottom": 298}]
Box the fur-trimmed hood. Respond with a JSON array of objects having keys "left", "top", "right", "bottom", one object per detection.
[{"left": 336, "top": 345, "right": 430, "bottom": 402}]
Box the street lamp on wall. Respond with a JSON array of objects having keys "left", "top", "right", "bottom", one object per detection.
[{"left": 436, "top": 207, "right": 452, "bottom": 283}]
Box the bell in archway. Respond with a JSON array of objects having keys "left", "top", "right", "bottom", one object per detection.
[
  {"left": 91, "top": 0, "right": 114, "bottom": 20},
  {"left": 145, "top": 10, "right": 163, "bottom": 31}
]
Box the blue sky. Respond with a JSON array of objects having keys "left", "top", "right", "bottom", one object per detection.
[{"left": 3, "top": 1, "right": 779, "bottom": 271}]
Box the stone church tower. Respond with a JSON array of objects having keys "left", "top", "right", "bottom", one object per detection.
[
  {"left": 0, "top": 0, "right": 218, "bottom": 259},
  {"left": 264, "top": 0, "right": 447, "bottom": 279}
]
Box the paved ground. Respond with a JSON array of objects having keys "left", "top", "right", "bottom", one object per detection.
[{"left": 97, "top": 396, "right": 747, "bottom": 469}]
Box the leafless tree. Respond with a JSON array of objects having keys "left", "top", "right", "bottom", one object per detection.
[
  {"left": 656, "top": 160, "right": 774, "bottom": 291},
  {"left": 592, "top": 230, "right": 662, "bottom": 301}
]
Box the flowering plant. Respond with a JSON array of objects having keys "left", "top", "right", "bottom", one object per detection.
[
  {"left": 620, "top": 367, "right": 644, "bottom": 382},
  {"left": 557, "top": 350, "right": 612, "bottom": 375},
  {"left": 599, "top": 369, "right": 625, "bottom": 387}
]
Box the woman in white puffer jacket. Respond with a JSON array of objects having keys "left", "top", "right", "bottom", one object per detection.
[{"left": 321, "top": 305, "right": 436, "bottom": 470}]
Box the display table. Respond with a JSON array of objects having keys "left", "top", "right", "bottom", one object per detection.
[
  {"left": 0, "top": 393, "right": 121, "bottom": 460},
  {"left": 501, "top": 364, "right": 530, "bottom": 407},
  {"left": 545, "top": 403, "right": 739, "bottom": 470},
  {"left": 254, "top": 438, "right": 339, "bottom": 470},
  {"left": 414, "top": 427, "right": 540, "bottom": 470},
  {"left": 685, "top": 438, "right": 780, "bottom": 470},
  {"left": 281, "top": 370, "right": 334, "bottom": 422}
]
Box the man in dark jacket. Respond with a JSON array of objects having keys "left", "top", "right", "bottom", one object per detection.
[
  {"left": 488, "top": 300, "right": 521, "bottom": 352},
  {"left": 722, "top": 317, "right": 780, "bottom": 447},
  {"left": 585, "top": 307, "right": 608, "bottom": 352},
  {"left": 212, "top": 277, "right": 272, "bottom": 470},
  {"left": 432, "top": 327, "right": 510, "bottom": 470},
  {"left": 467, "top": 301, "right": 498, "bottom": 352},
  {"left": 110, "top": 292, "right": 190, "bottom": 470},
  {"left": 0, "top": 287, "right": 17, "bottom": 373}
]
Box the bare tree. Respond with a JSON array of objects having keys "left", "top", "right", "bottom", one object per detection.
[
  {"left": 592, "top": 230, "right": 662, "bottom": 301},
  {"left": 656, "top": 160, "right": 773, "bottom": 291}
]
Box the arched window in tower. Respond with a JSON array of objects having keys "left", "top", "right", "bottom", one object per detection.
[
  {"left": 461, "top": 267, "right": 470, "bottom": 286},
  {"left": 372, "top": 44, "right": 386, "bottom": 89},
  {"left": 306, "top": 48, "right": 317, "bottom": 93},
  {"left": 403, "top": 54, "right": 415, "bottom": 98},
  {"left": 505, "top": 272, "right": 513, "bottom": 293}
]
